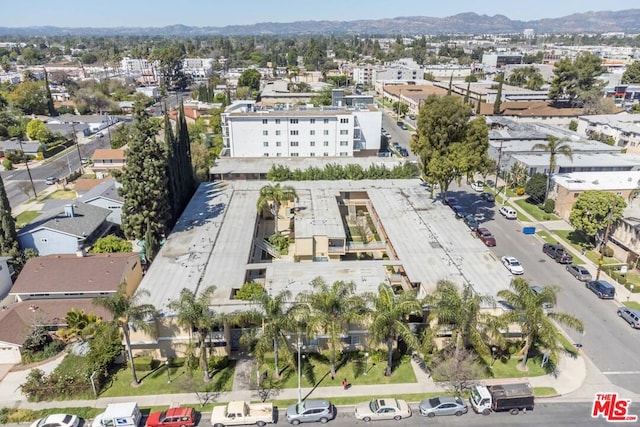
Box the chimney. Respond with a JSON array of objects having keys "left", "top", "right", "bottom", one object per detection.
[
  {"left": 76, "top": 249, "right": 86, "bottom": 258},
  {"left": 64, "top": 204, "right": 75, "bottom": 217}
]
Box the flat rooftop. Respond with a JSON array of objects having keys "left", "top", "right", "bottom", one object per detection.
[
  {"left": 512, "top": 152, "right": 640, "bottom": 169},
  {"left": 139, "top": 180, "right": 513, "bottom": 314},
  {"left": 553, "top": 171, "right": 640, "bottom": 191}
]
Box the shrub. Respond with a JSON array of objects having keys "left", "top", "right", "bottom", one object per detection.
[
  {"left": 132, "top": 355, "right": 157, "bottom": 371},
  {"left": 543, "top": 199, "right": 555, "bottom": 214},
  {"left": 234, "top": 282, "right": 266, "bottom": 300},
  {"left": 3, "top": 159, "right": 12, "bottom": 170},
  {"left": 604, "top": 246, "right": 614, "bottom": 257},
  {"left": 515, "top": 187, "right": 525, "bottom": 196}
]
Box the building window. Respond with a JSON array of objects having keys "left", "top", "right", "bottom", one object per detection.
[
  {"left": 340, "top": 118, "right": 349, "bottom": 124},
  {"left": 276, "top": 153, "right": 282, "bottom": 157},
  {"left": 323, "top": 152, "right": 329, "bottom": 156},
  {"left": 291, "top": 141, "right": 299, "bottom": 147},
  {"left": 263, "top": 130, "right": 268, "bottom": 136},
  {"left": 340, "top": 152, "right": 348, "bottom": 156},
  {"left": 290, "top": 119, "right": 299, "bottom": 124},
  {"left": 263, "top": 141, "right": 269, "bottom": 147},
  {"left": 291, "top": 152, "right": 299, "bottom": 157},
  {"left": 310, "top": 141, "right": 316, "bottom": 147},
  {"left": 275, "top": 130, "right": 281, "bottom": 135},
  {"left": 275, "top": 119, "right": 281, "bottom": 124},
  {"left": 310, "top": 130, "right": 315, "bottom": 135},
  {"left": 276, "top": 141, "right": 281, "bottom": 147},
  {"left": 310, "top": 119, "right": 316, "bottom": 124},
  {"left": 323, "top": 130, "right": 329, "bottom": 135},
  {"left": 263, "top": 153, "right": 269, "bottom": 157},
  {"left": 340, "top": 141, "right": 348, "bottom": 146},
  {"left": 262, "top": 119, "right": 268, "bottom": 124},
  {"left": 310, "top": 152, "right": 316, "bottom": 157},
  {"left": 323, "top": 141, "right": 329, "bottom": 146},
  {"left": 291, "top": 130, "right": 299, "bottom": 135},
  {"left": 324, "top": 118, "right": 329, "bottom": 124},
  {"left": 340, "top": 130, "right": 348, "bottom": 135}
]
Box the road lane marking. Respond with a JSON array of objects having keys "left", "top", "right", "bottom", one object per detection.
[{"left": 603, "top": 371, "right": 640, "bottom": 375}]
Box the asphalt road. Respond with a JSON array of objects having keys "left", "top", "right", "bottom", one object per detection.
[
  {"left": 0, "top": 131, "right": 112, "bottom": 209},
  {"left": 446, "top": 182, "right": 640, "bottom": 394}
]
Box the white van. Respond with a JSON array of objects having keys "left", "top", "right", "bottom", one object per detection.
[
  {"left": 499, "top": 206, "right": 517, "bottom": 220},
  {"left": 92, "top": 402, "right": 142, "bottom": 427}
]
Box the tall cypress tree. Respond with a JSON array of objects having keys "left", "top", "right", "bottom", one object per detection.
[
  {"left": 447, "top": 74, "right": 453, "bottom": 96},
  {"left": 493, "top": 80, "right": 503, "bottom": 115},
  {"left": 163, "top": 108, "right": 180, "bottom": 222},
  {"left": 177, "top": 102, "right": 195, "bottom": 207},
  {"left": 119, "top": 110, "right": 171, "bottom": 240},
  {"left": 464, "top": 79, "right": 471, "bottom": 104},
  {"left": 0, "top": 175, "right": 19, "bottom": 260},
  {"left": 43, "top": 68, "right": 57, "bottom": 117}
]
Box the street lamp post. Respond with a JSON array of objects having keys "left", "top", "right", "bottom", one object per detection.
[
  {"left": 296, "top": 335, "right": 303, "bottom": 403},
  {"left": 165, "top": 360, "right": 171, "bottom": 383},
  {"left": 364, "top": 352, "right": 369, "bottom": 376}
]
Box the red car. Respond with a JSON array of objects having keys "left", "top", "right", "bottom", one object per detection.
[
  {"left": 146, "top": 407, "right": 196, "bottom": 427},
  {"left": 476, "top": 227, "right": 496, "bottom": 247}
]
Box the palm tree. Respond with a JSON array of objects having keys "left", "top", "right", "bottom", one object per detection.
[
  {"left": 167, "top": 286, "right": 220, "bottom": 382},
  {"left": 93, "top": 283, "right": 158, "bottom": 385},
  {"left": 532, "top": 135, "right": 573, "bottom": 199},
  {"left": 256, "top": 183, "right": 298, "bottom": 233},
  {"left": 236, "top": 290, "right": 298, "bottom": 378},
  {"left": 60, "top": 308, "right": 102, "bottom": 341},
  {"left": 497, "top": 278, "right": 584, "bottom": 369},
  {"left": 367, "top": 284, "right": 422, "bottom": 376},
  {"left": 428, "top": 280, "right": 506, "bottom": 359},
  {"left": 298, "top": 277, "right": 367, "bottom": 375}
]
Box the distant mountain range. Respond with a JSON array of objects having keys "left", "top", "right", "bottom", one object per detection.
[{"left": 2, "top": 9, "right": 640, "bottom": 37}]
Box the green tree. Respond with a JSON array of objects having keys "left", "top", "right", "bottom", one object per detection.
[
  {"left": 411, "top": 96, "right": 488, "bottom": 194},
  {"left": 0, "top": 174, "right": 19, "bottom": 264},
  {"left": 25, "top": 119, "right": 51, "bottom": 142},
  {"left": 43, "top": 69, "right": 57, "bottom": 117},
  {"left": 234, "top": 282, "right": 266, "bottom": 300},
  {"left": 532, "top": 136, "right": 573, "bottom": 199},
  {"left": 90, "top": 235, "right": 133, "bottom": 253},
  {"left": 428, "top": 280, "right": 505, "bottom": 359},
  {"left": 498, "top": 278, "right": 583, "bottom": 368},
  {"left": 93, "top": 283, "right": 158, "bottom": 385},
  {"left": 392, "top": 102, "right": 409, "bottom": 117},
  {"left": 256, "top": 183, "right": 297, "bottom": 233},
  {"left": 569, "top": 191, "right": 626, "bottom": 240},
  {"left": 298, "top": 277, "right": 367, "bottom": 374},
  {"left": 59, "top": 308, "right": 102, "bottom": 341},
  {"left": 548, "top": 52, "right": 605, "bottom": 107},
  {"left": 151, "top": 43, "right": 188, "bottom": 90},
  {"left": 238, "top": 69, "right": 261, "bottom": 91},
  {"left": 8, "top": 81, "right": 49, "bottom": 115},
  {"left": 367, "top": 284, "right": 422, "bottom": 376},
  {"left": 167, "top": 286, "right": 220, "bottom": 382},
  {"left": 238, "top": 290, "right": 297, "bottom": 378},
  {"left": 118, "top": 111, "right": 171, "bottom": 241},
  {"left": 310, "top": 87, "right": 333, "bottom": 106},
  {"left": 524, "top": 173, "right": 547, "bottom": 203},
  {"left": 621, "top": 61, "right": 640, "bottom": 84},
  {"left": 568, "top": 120, "right": 578, "bottom": 131},
  {"left": 507, "top": 66, "right": 544, "bottom": 90},
  {"left": 493, "top": 79, "right": 503, "bottom": 115}
]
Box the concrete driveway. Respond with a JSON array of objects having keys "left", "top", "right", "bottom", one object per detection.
[{"left": 0, "top": 353, "right": 66, "bottom": 405}]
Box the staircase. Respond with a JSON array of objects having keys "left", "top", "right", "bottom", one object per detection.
[{"left": 254, "top": 238, "right": 281, "bottom": 259}]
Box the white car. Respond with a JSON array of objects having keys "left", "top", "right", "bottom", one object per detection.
[
  {"left": 30, "top": 414, "right": 80, "bottom": 427},
  {"left": 501, "top": 256, "right": 524, "bottom": 275},
  {"left": 354, "top": 398, "right": 412, "bottom": 422},
  {"left": 470, "top": 181, "right": 484, "bottom": 192}
]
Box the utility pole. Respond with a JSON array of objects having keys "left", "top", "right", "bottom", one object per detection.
[
  {"left": 72, "top": 124, "right": 84, "bottom": 174},
  {"left": 595, "top": 197, "right": 618, "bottom": 280},
  {"left": 18, "top": 140, "right": 37, "bottom": 198}
]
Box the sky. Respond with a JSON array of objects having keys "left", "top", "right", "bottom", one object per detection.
[{"left": 1, "top": 0, "right": 639, "bottom": 28}]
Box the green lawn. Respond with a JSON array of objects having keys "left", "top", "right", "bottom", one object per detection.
[
  {"left": 260, "top": 353, "right": 416, "bottom": 390},
  {"left": 536, "top": 230, "right": 557, "bottom": 244},
  {"left": 100, "top": 358, "right": 235, "bottom": 397},
  {"left": 487, "top": 355, "right": 549, "bottom": 378},
  {"left": 552, "top": 230, "right": 618, "bottom": 265},
  {"left": 15, "top": 210, "right": 40, "bottom": 228},
  {"left": 44, "top": 189, "right": 77, "bottom": 200},
  {"left": 557, "top": 333, "right": 578, "bottom": 356},
  {"left": 624, "top": 301, "right": 640, "bottom": 310},
  {"left": 533, "top": 387, "right": 558, "bottom": 397},
  {"left": 513, "top": 199, "right": 559, "bottom": 222}
]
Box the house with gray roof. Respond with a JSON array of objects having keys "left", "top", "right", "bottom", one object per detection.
[
  {"left": 77, "top": 178, "right": 124, "bottom": 225},
  {"left": 0, "top": 140, "right": 42, "bottom": 157},
  {"left": 17, "top": 202, "right": 111, "bottom": 256}
]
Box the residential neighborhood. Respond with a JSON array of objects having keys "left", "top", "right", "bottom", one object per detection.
[{"left": 1, "top": 3, "right": 640, "bottom": 426}]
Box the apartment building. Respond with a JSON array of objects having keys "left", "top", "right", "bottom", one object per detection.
[
  {"left": 577, "top": 113, "right": 640, "bottom": 155},
  {"left": 221, "top": 101, "right": 382, "bottom": 157}
]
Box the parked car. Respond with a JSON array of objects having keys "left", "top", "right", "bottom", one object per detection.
[
  {"left": 418, "top": 396, "right": 468, "bottom": 417},
  {"left": 542, "top": 243, "right": 573, "bottom": 264},
  {"left": 464, "top": 214, "right": 479, "bottom": 231},
  {"left": 96, "top": 131, "right": 104, "bottom": 138},
  {"left": 31, "top": 414, "right": 80, "bottom": 427},
  {"left": 476, "top": 227, "right": 496, "bottom": 247},
  {"left": 499, "top": 206, "right": 517, "bottom": 219},
  {"left": 617, "top": 307, "right": 640, "bottom": 329},
  {"left": 530, "top": 285, "right": 554, "bottom": 313},
  {"left": 286, "top": 400, "right": 336, "bottom": 425},
  {"left": 565, "top": 264, "right": 592, "bottom": 282},
  {"left": 392, "top": 142, "right": 401, "bottom": 150},
  {"left": 452, "top": 205, "right": 467, "bottom": 219},
  {"left": 146, "top": 407, "right": 196, "bottom": 427},
  {"left": 399, "top": 148, "right": 409, "bottom": 157},
  {"left": 585, "top": 280, "right": 616, "bottom": 299},
  {"left": 501, "top": 256, "right": 524, "bottom": 275},
  {"left": 45, "top": 176, "right": 58, "bottom": 185},
  {"left": 470, "top": 181, "right": 484, "bottom": 192},
  {"left": 480, "top": 192, "right": 495, "bottom": 202},
  {"left": 354, "top": 398, "right": 411, "bottom": 422}
]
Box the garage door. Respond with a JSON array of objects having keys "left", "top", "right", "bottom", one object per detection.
[{"left": 0, "top": 345, "right": 21, "bottom": 364}]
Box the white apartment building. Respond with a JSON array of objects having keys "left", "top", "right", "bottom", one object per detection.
[
  {"left": 221, "top": 101, "right": 382, "bottom": 158},
  {"left": 120, "top": 57, "right": 214, "bottom": 81},
  {"left": 577, "top": 113, "right": 640, "bottom": 155},
  {"left": 182, "top": 58, "right": 214, "bottom": 81},
  {"left": 352, "top": 65, "right": 376, "bottom": 87}
]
